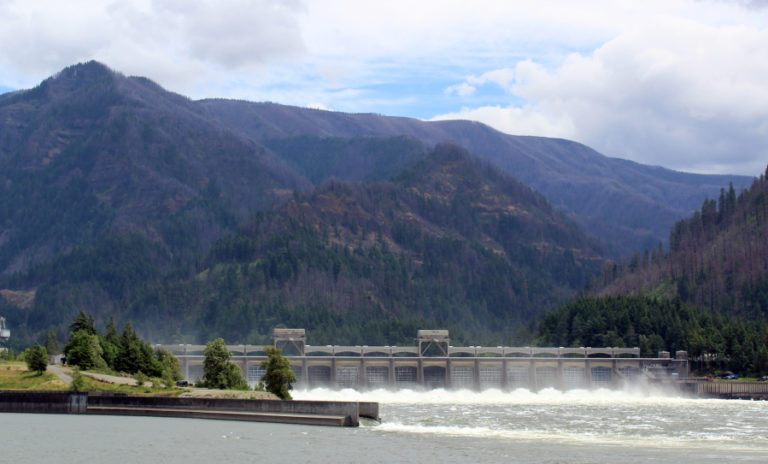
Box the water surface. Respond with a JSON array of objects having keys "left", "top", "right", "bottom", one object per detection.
[{"left": 3, "top": 387, "right": 766, "bottom": 463}]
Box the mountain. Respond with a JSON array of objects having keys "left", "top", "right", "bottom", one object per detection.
[
  {"left": 199, "top": 100, "right": 751, "bottom": 256},
  {"left": 0, "top": 61, "right": 308, "bottom": 275},
  {"left": 0, "top": 61, "right": 749, "bottom": 277},
  {"left": 0, "top": 61, "right": 754, "bottom": 347},
  {"left": 123, "top": 144, "right": 604, "bottom": 344},
  {"left": 592, "top": 169, "right": 768, "bottom": 320}
]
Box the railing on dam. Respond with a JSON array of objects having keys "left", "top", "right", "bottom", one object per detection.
[{"left": 157, "top": 329, "right": 690, "bottom": 392}]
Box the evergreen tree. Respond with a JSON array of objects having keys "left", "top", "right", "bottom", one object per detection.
[
  {"left": 69, "top": 309, "right": 96, "bottom": 335},
  {"left": 100, "top": 318, "right": 120, "bottom": 370},
  {"left": 25, "top": 343, "right": 48, "bottom": 375},
  {"left": 64, "top": 330, "right": 105, "bottom": 370}
]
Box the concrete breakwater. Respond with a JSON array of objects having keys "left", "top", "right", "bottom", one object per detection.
[{"left": 0, "top": 391, "right": 378, "bottom": 427}]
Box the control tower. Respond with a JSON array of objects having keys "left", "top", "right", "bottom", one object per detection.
[{"left": 272, "top": 328, "right": 306, "bottom": 356}]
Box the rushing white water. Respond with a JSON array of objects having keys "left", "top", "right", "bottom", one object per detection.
[{"left": 296, "top": 387, "right": 768, "bottom": 455}]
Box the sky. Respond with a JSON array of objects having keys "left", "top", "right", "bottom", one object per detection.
[{"left": 1, "top": 0, "right": 767, "bottom": 176}]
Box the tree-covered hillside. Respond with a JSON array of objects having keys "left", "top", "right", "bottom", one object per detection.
[
  {"left": 1, "top": 144, "right": 604, "bottom": 347},
  {"left": 125, "top": 144, "right": 604, "bottom": 345},
  {"left": 201, "top": 100, "right": 750, "bottom": 256},
  {"left": 0, "top": 61, "right": 308, "bottom": 276},
  {"left": 536, "top": 295, "right": 768, "bottom": 375},
  {"left": 593, "top": 167, "right": 768, "bottom": 320}
]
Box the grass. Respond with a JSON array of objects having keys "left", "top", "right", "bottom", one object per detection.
[
  {"left": 0, "top": 361, "right": 278, "bottom": 398},
  {"left": 0, "top": 361, "right": 184, "bottom": 396},
  {"left": 75, "top": 375, "right": 186, "bottom": 396},
  {"left": 0, "top": 361, "right": 67, "bottom": 390}
]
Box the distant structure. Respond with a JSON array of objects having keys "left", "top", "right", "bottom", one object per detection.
[
  {"left": 0, "top": 316, "right": 9, "bottom": 348},
  {"left": 159, "top": 329, "right": 689, "bottom": 391}
]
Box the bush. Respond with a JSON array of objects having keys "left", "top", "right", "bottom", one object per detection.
[
  {"left": 134, "top": 371, "right": 148, "bottom": 386},
  {"left": 260, "top": 346, "right": 296, "bottom": 400},
  {"left": 70, "top": 369, "right": 87, "bottom": 392}
]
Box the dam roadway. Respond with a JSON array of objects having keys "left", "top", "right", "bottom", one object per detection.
[{"left": 158, "top": 329, "right": 690, "bottom": 391}]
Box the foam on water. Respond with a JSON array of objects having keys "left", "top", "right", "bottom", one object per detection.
[
  {"left": 294, "top": 385, "right": 711, "bottom": 406},
  {"left": 295, "top": 386, "right": 768, "bottom": 453},
  {"left": 373, "top": 421, "right": 768, "bottom": 452}
]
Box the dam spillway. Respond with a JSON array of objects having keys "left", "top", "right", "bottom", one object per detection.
[{"left": 159, "top": 329, "right": 689, "bottom": 391}]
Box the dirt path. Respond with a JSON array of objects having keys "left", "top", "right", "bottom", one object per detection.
[
  {"left": 48, "top": 365, "right": 72, "bottom": 385},
  {"left": 47, "top": 366, "right": 152, "bottom": 387}
]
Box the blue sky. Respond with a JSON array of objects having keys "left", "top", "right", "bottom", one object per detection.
[{"left": 1, "top": 0, "right": 768, "bottom": 176}]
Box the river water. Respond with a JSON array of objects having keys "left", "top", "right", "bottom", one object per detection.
[{"left": 3, "top": 387, "right": 767, "bottom": 463}]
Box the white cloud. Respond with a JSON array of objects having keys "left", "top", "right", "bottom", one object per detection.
[
  {"left": 435, "top": 17, "right": 768, "bottom": 175},
  {"left": 466, "top": 68, "right": 516, "bottom": 91},
  {"left": 445, "top": 82, "right": 476, "bottom": 97},
  {"left": 0, "top": 0, "right": 306, "bottom": 91}
]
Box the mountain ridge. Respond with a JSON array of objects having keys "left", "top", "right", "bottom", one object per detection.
[
  {"left": 200, "top": 99, "right": 751, "bottom": 256},
  {"left": 125, "top": 144, "right": 604, "bottom": 344}
]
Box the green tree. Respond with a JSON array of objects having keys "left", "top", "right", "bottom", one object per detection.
[
  {"left": 115, "top": 322, "right": 162, "bottom": 377},
  {"left": 100, "top": 318, "right": 120, "bottom": 369},
  {"left": 155, "top": 348, "right": 183, "bottom": 382},
  {"left": 69, "top": 309, "right": 96, "bottom": 335},
  {"left": 201, "top": 338, "right": 247, "bottom": 390},
  {"left": 260, "top": 346, "right": 296, "bottom": 400},
  {"left": 64, "top": 330, "right": 106, "bottom": 370},
  {"left": 24, "top": 343, "right": 48, "bottom": 375}
]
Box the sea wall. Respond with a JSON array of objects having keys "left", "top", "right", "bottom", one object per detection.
[
  {"left": 0, "top": 391, "right": 87, "bottom": 414},
  {"left": 0, "top": 391, "right": 377, "bottom": 426}
]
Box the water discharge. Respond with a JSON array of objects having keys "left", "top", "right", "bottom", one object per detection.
[{"left": 297, "top": 387, "right": 768, "bottom": 455}]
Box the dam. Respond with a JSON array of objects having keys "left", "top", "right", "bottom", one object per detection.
[{"left": 159, "top": 329, "right": 689, "bottom": 391}]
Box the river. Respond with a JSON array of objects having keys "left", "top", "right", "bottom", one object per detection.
[{"left": 3, "top": 387, "right": 767, "bottom": 463}]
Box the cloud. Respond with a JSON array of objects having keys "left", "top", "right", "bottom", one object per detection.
[
  {"left": 466, "top": 68, "right": 516, "bottom": 91},
  {"left": 1, "top": 0, "right": 768, "bottom": 175},
  {"left": 446, "top": 68, "right": 516, "bottom": 96},
  {"left": 0, "top": 0, "right": 306, "bottom": 90},
  {"left": 434, "top": 18, "right": 768, "bottom": 176},
  {"left": 445, "top": 82, "right": 476, "bottom": 96}
]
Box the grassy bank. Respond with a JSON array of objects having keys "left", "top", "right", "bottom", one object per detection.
[
  {"left": 0, "top": 362, "right": 67, "bottom": 390},
  {"left": 0, "top": 361, "right": 278, "bottom": 399}
]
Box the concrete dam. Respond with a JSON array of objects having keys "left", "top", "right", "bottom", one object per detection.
[{"left": 159, "top": 329, "right": 689, "bottom": 391}]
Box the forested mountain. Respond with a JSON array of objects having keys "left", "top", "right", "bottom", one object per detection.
[
  {"left": 0, "top": 60, "right": 746, "bottom": 276},
  {"left": 0, "top": 61, "right": 754, "bottom": 348},
  {"left": 121, "top": 144, "right": 604, "bottom": 344},
  {"left": 592, "top": 168, "right": 768, "bottom": 320},
  {"left": 0, "top": 61, "right": 308, "bottom": 276},
  {"left": 200, "top": 100, "right": 750, "bottom": 256}
]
